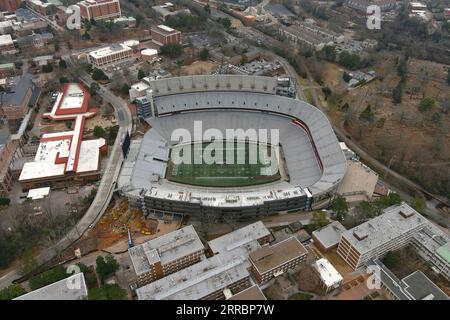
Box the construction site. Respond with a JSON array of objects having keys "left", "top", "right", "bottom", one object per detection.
[{"left": 79, "top": 198, "right": 183, "bottom": 253}]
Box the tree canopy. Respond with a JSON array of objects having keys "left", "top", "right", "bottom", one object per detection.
[
  {"left": 92, "top": 68, "right": 108, "bottom": 81},
  {"left": 138, "top": 69, "right": 145, "bottom": 80},
  {"left": 418, "top": 97, "right": 435, "bottom": 113},
  {"left": 338, "top": 51, "right": 361, "bottom": 70},
  {"left": 89, "top": 82, "right": 100, "bottom": 96},
  {"left": 0, "top": 284, "right": 26, "bottom": 300},
  {"left": 95, "top": 255, "right": 119, "bottom": 282},
  {"left": 88, "top": 284, "right": 126, "bottom": 300},
  {"left": 93, "top": 125, "right": 105, "bottom": 138},
  {"left": 359, "top": 105, "right": 375, "bottom": 123},
  {"left": 29, "top": 265, "right": 69, "bottom": 291},
  {"left": 159, "top": 43, "right": 183, "bottom": 58},
  {"left": 165, "top": 13, "right": 206, "bottom": 31},
  {"left": 410, "top": 196, "right": 426, "bottom": 213},
  {"left": 331, "top": 196, "right": 349, "bottom": 220},
  {"left": 199, "top": 48, "right": 209, "bottom": 61}
]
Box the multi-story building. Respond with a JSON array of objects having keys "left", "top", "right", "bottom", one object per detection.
[
  {"left": 0, "top": 0, "right": 21, "bottom": 12},
  {"left": 312, "top": 258, "right": 343, "bottom": 293},
  {"left": 150, "top": 25, "right": 181, "bottom": 46},
  {"left": 0, "top": 34, "right": 16, "bottom": 55},
  {"left": 0, "top": 73, "right": 37, "bottom": 120},
  {"left": 0, "top": 63, "right": 15, "bottom": 78},
  {"left": 129, "top": 225, "right": 205, "bottom": 287},
  {"left": 249, "top": 236, "right": 308, "bottom": 283},
  {"left": 0, "top": 20, "right": 13, "bottom": 35},
  {"left": 14, "top": 273, "right": 88, "bottom": 300},
  {"left": 18, "top": 83, "right": 107, "bottom": 190},
  {"left": 77, "top": 0, "right": 121, "bottom": 21},
  {"left": 337, "top": 203, "right": 428, "bottom": 270},
  {"left": 207, "top": 221, "right": 272, "bottom": 257},
  {"left": 411, "top": 224, "right": 449, "bottom": 281},
  {"left": 134, "top": 90, "right": 155, "bottom": 119},
  {"left": 136, "top": 255, "right": 251, "bottom": 300},
  {"left": 26, "top": 0, "right": 57, "bottom": 15},
  {"left": 372, "top": 259, "right": 449, "bottom": 300},
  {"left": 17, "top": 32, "right": 53, "bottom": 48},
  {"left": 88, "top": 43, "right": 133, "bottom": 68},
  {"left": 312, "top": 221, "right": 347, "bottom": 252}
]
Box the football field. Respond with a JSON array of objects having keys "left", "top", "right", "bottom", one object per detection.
[{"left": 166, "top": 141, "right": 281, "bottom": 187}]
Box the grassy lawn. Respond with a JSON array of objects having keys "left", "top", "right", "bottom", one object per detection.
[
  {"left": 288, "top": 292, "right": 314, "bottom": 300},
  {"left": 166, "top": 141, "right": 281, "bottom": 187}
]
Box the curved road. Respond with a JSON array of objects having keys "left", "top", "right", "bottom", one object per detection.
[{"left": 0, "top": 57, "right": 132, "bottom": 289}]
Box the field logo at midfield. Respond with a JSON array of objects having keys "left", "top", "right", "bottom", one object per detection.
[{"left": 171, "top": 121, "right": 280, "bottom": 175}]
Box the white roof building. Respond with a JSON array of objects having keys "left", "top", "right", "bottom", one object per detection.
[
  {"left": 14, "top": 273, "right": 88, "bottom": 300},
  {"left": 312, "top": 258, "right": 343, "bottom": 292},
  {"left": 89, "top": 43, "right": 132, "bottom": 60}
]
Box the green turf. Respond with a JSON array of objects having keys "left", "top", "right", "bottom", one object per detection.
[{"left": 166, "top": 141, "right": 281, "bottom": 187}]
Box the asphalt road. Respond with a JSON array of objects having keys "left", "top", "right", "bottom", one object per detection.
[{"left": 0, "top": 57, "right": 132, "bottom": 290}]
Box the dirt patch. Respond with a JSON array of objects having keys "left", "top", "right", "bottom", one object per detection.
[{"left": 181, "top": 60, "right": 218, "bottom": 76}]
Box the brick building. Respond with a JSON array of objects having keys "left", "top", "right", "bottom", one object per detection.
[
  {"left": 249, "top": 237, "right": 308, "bottom": 283},
  {"left": 129, "top": 225, "right": 205, "bottom": 287},
  {"left": 77, "top": 0, "right": 121, "bottom": 21},
  {"left": 88, "top": 43, "right": 133, "bottom": 67},
  {"left": 312, "top": 220, "right": 347, "bottom": 252},
  {"left": 150, "top": 25, "right": 181, "bottom": 46},
  {"left": 18, "top": 83, "right": 107, "bottom": 190},
  {"left": 0, "top": 73, "right": 37, "bottom": 120},
  {"left": 0, "top": 0, "right": 21, "bottom": 12},
  {"left": 0, "top": 34, "right": 16, "bottom": 55},
  {"left": 0, "top": 63, "right": 15, "bottom": 78}
]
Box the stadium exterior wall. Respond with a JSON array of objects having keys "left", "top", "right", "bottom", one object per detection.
[{"left": 120, "top": 75, "right": 346, "bottom": 220}]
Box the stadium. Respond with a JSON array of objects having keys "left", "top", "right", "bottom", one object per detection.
[{"left": 118, "top": 75, "right": 347, "bottom": 220}]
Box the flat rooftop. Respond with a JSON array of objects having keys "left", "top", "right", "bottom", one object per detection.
[
  {"left": 312, "top": 221, "right": 346, "bottom": 250},
  {"left": 14, "top": 273, "right": 88, "bottom": 300},
  {"left": 413, "top": 223, "right": 449, "bottom": 263},
  {"left": 402, "top": 271, "right": 449, "bottom": 300},
  {"left": 341, "top": 203, "right": 427, "bottom": 254},
  {"left": 153, "top": 24, "right": 178, "bottom": 34},
  {"left": 19, "top": 83, "right": 104, "bottom": 182},
  {"left": 312, "top": 258, "right": 343, "bottom": 288},
  {"left": 129, "top": 225, "right": 204, "bottom": 276},
  {"left": 249, "top": 237, "right": 307, "bottom": 274},
  {"left": 228, "top": 285, "right": 266, "bottom": 300},
  {"left": 59, "top": 83, "right": 84, "bottom": 110},
  {"left": 19, "top": 138, "right": 105, "bottom": 181},
  {"left": 0, "top": 34, "right": 13, "bottom": 46},
  {"left": 208, "top": 221, "right": 270, "bottom": 255},
  {"left": 136, "top": 255, "right": 249, "bottom": 300},
  {"left": 89, "top": 43, "right": 131, "bottom": 59},
  {"left": 374, "top": 259, "right": 449, "bottom": 300}
]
